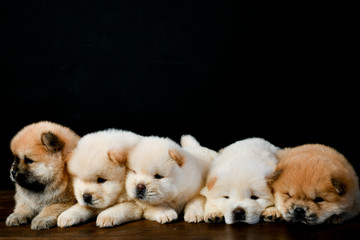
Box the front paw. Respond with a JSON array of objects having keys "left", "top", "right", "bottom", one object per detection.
[
  {"left": 31, "top": 216, "right": 57, "bottom": 230},
  {"left": 326, "top": 214, "right": 344, "bottom": 224},
  {"left": 96, "top": 212, "right": 121, "bottom": 228},
  {"left": 57, "top": 210, "right": 81, "bottom": 228},
  {"left": 154, "top": 209, "right": 178, "bottom": 224},
  {"left": 6, "top": 213, "right": 30, "bottom": 226},
  {"left": 184, "top": 208, "right": 204, "bottom": 223},
  {"left": 204, "top": 211, "right": 224, "bottom": 223},
  {"left": 261, "top": 206, "right": 282, "bottom": 223}
]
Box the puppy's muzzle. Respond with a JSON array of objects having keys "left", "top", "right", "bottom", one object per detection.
[
  {"left": 233, "top": 207, "right": 246, "bottom": 222},
  {"left": 136, "top": 183, "right": 146, "bottom": 199},
  {"left": 83, "top": 193, "right": 93, "bottom": 205}
]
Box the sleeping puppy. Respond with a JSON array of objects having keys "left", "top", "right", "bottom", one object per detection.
[
  {"left": 117, "top": 135, "right": 216, "bottom": 224},
  {"left": 262, "top": 144, "right": 360, "bottom": 224},
  {"left": 57, "top": 129, "right": 143, "bottom": 228},
  {"left": 201, "top": 138, "right": 279, "bottom": 224},
  {"left": 6, "top": 121, "right": 80, "bottom": 230}
]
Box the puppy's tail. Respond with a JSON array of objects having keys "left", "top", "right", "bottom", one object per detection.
[{"left": 180, "top": 135, "right": 200, "bottom": 148}]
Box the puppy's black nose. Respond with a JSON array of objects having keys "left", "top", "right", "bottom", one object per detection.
[
  {"left": 233, "top": 207, "right": 246, "bottom": 222},
  {"left": 136, "top": 184, "right": 146, "bottom": 199},
  {"left": 294, "top": 207, "right": 306, "bottom": 220},
  {"left": 83, "top": 193, "right": 92, "bottom": 204}
]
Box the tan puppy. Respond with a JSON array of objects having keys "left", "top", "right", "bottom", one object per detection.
[
  {"left": 119, "top": 135, "right": 216, "bottom": 224},
  {"left": 57, "top": 129, "right": 143, "bottom": 228},
  {"left": 6, "top": 121, "right": 80, "bottom": 230},
  {"left": 262, "top": 144, "right": 360, "bottom": 224}
]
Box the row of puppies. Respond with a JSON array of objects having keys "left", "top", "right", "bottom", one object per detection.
[{"left": 6, "top": 121, "right": 360, "bottom": 230}]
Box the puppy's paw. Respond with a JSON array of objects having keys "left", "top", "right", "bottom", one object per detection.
[
  {"left": 154, "top": 209, "right": 178, "bottom": 224},
  {"left": 184, "top": 208, "right": 204, "bottom": 223},
  {"left": 31, "top": 216, "right": 57, "bottom": 230},
  {"left": 57, "top": 210, "right": 81, "bottom": 228},
  {"left": 261, "top": 206, "right": 282, "bottom": 223},
  {"left": 96, "top": 211, "right": 123, "bottom": 228},
  {"left": 326, "top": 214, "right": 344, "bottom": 224},
  {"left": 6, "top": 213, "right": 30, "bottom": 226},
  {"left": 204, "top": 211, "right": 224, "bottom": 223}
]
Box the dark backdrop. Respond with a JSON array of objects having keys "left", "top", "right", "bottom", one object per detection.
[{"left": 1, "top": 0, "right": 358, "bottom": 189}]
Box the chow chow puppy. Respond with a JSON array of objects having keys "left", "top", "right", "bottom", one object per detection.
[
  {"left": 262, "top": 144, "right": 360, "bottom": 224},
  {"left": 120, "top": 135, "right": 217, "bottom": 224},
  {"left": 201, "top": 138, "right": 279, "bottom": 224},
  {"left": 57, "top": 129, "right": 143, "bottom": 228},
  {"left": 6, "top": 121, "right": 80, "bottom": 230}
]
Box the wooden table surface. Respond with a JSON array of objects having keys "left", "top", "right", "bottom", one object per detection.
[{"left": 1, "top": 190, "right": 360, "bottom": 240}]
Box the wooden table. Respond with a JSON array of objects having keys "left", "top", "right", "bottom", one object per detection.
[{"left": 1, "top": 190, "right": 359, "bottom": 239}]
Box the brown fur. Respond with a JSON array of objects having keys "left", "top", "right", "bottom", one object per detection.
[
  {"left": 262, "top": 144, "right": 360, "bottom": 224},
  {"left": 6, "top": 121, "right": 80, "bottom": 230}
]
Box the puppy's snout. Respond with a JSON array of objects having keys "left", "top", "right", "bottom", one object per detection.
[
  {"left": 83, "top": 193, "right": 93, "bottom": 204},
  {"left": 294, "top": 207, "right": 306, "bottom": 220},
  {"left": 136, "top": 183, "right": 146, "bottom": 199},
  {"left": 233, "top": 207, "right": 246, "bottom": 222}
]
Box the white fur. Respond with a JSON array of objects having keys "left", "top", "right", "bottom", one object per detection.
[
  {"left": 57, "top": 129, "right": 143, "bottom": 228},
  {"left": 201, "top": 137, "right": 279, "bottom": 224},
  {"left": 125, "top": 135, "right": 217, "bottom": 224}
]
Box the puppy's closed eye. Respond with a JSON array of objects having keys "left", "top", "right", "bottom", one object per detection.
[
  {"left": 154, "top": 174, "right": 164, "bottom": 179},
  {"left": 24, "top": 157, "right": 34, "bottom": 165},
  {"left": 97, "top": 177, "right": 107, "bottom": 184}
]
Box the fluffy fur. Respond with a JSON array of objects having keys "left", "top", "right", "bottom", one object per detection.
[
  {"left": 57, "top": 129, "right": 143, "bottom": 228},
  {"left": 6, "top": 121, "right": 80, "bottom": 230},
  {"left": 262, "top": 144, "right": 360, "bottom": 224},
  {"left": 201, "top": 138, "right": 279, "bottom": 224},
  {"left": 123, "top": 135, "right": 217, "bottom": 224}
]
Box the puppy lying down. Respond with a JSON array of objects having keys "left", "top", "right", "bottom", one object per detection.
[
  {"left": 263, "top": 144, "right": 360, "bottom": 224},
  {"left": 201, "top": 138, "right": 279, "bottom": 224},
  {"left": 57, "top": 129, "right": 143, "bottom": 228},
  {"left": 115, "top": 135, "right": 217, "bottom": 224}
]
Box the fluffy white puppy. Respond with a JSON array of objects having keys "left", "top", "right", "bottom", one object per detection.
[
  {"left": 201, "top": 138, "right": 279, "bottom": 224},
  {"left": 120, "top": 135, "right": 217, "bottom": 224},
  {"left": 57, "top": 129, "right": 143, "bottom": 228}
]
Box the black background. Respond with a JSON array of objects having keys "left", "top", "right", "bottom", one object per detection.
[{"left": 1, "top": 0, "right": 358, "bottom": 189}]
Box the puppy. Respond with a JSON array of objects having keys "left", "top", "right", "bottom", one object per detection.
[
  {"left": 119, "top": 135, "right": 216, "bottom": 224},
  {"left": 57, "top": 129, "right": 143, "bottom": 228},
  {"left": 262, "top": 144, "right": 360, "bottom": 224},
  {"left": 201, "top": 138, "right": 279, "bottom": 224},
  {"left": 6, "top": 121, "right": 80, "bottom": 230}
]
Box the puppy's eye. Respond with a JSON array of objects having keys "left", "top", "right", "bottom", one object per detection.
[
  {"left": 154, "top": 174, "right": 164, "bottom": 179},
  {"left": 285, "top": 192, "right": 291, "bottom": 198},
  {"left": 313, "top": 197, "right": 324, "bottom": 203},
  {"left": 24, "top": 157, "right": 34, "bottom": 165},
  {"left": 129, "top": 169, "right": 136, "bottom": 174},
  {"left": 223, "top": 196, "right": 229, "bottom": 199},
  {"left": 97, "top": 177, "right": 107, "bottom": 184},
  {"left": 250, "top": 195, "right": 259, "bottom": 200},
  {"left": 13, "top": 156, "right": 20, "bottom": 163}
]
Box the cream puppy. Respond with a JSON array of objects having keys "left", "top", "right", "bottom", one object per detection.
[
  {"left": 201, "top": 138, "right": 279, "bottom": 224},
  {"left": 120, "top": 135, "right": 216, "bottom": 224},
  {"left": 57, "top": 129, "right": 143, "bottom": 228}
]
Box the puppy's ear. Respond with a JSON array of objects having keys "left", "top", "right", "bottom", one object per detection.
[
  {"left": 331, "top": 176, "right": 347, "bottom": 196},
  {"left": 206, "top": 176, "right": 217, "bottom": 191},
  {"left": 168, "top": 149, "right": 184, "bottom": 167},
  {"left": 108, "top": 149, "right": 128, "bottom": 167},
  {"left": 41, "top": 132, "right": 64, "bottom": 153}
]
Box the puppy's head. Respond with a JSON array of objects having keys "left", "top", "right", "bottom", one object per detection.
[
  {"left": 202, "top": 169, "right": 274, "bottom": 224},
  {"left": 270, "top": 144, "right": 358, "bottom": 224},
  {"left": 10, "top": 121, "right": 79, "bottom": 192},
  {"left": 125, "top": 137, "right": 185, "bottom": 205},
  {"left": 68, "top": 130, "right": 140, "bottom": 209}
]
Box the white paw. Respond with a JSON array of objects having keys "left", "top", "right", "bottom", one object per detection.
[
  {"left": 96, "top": 211, "right": 122, "bottom": 228},
  {"left": 57, "top": 210, "right": 81, "bottom": 228},
  {"left": 204, "top": 211, "right": 224, "bottom": 223},
  {"left": 154, "top": 209, "right": 178, "bottom": 224},
  {"left": 184, "top": 208, "right": 204, "bottom": 223}
]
